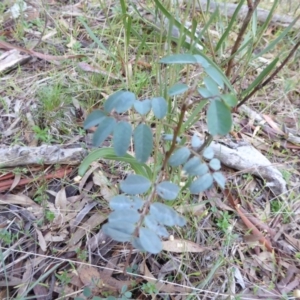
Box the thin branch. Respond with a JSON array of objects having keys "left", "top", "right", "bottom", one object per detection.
[
  {"left": 237, "top": 38, "right": 300, "bottom": 108},
  {"left": 225, "top": 0, "right": 261, "bottom": 78}
]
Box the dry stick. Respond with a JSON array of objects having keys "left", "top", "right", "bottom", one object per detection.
[
  {"left": 237, "top": 37, "right": 300, "bottom": 108},
  {"left": 225, "top": 0, "right": 261, "bottom": 78}
]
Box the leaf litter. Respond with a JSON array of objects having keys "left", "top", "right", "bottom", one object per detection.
[{"left": 0, "top": 0, "right": 300, "bottom": 299}]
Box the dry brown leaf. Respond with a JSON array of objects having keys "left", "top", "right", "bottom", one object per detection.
[
  {"left": 78, "top": 162, "right": 100, "bottom": 192},
  {"left": 32, "top": 284, "right": 49, "bottom": 300},
  {"left": 17, "top": 259, "right": 32, "bottom": 297},
  {"left": 253, "top": 251, "right": 276, "bottom": 273},
  {"left": 78, "top": 265, "right": 103, "bottom": 290},
  {"left": 177, "top": 203, "right": 207, "bottom": 215},
  {"left": 283, "top": 232, "right": 300, "bottom": 251},
  {"left": 68, "top": 213, "right": 107, "bottom": 246},
  {"left": 55, "top": 187, "right": 67, "bottom": 213},
  {"left": 140, "top": 262, "right": 189, "bottom": 293},
  {"left": 93, "top": 170, "right": 117, "bottom": 201},
  {"left": 44, "top": 230, "right": 68, "bottom": 242},
  {"left": 9, "top": 172, "right": 21, "bottom": 191},
  {"left": 0, "top": 289, "right": 9, "bottom": 299},
  {"left": 262, "top": 114, "right": 285, "bottom": 135},
  {"left": 162, "top": 239, "right": 207, "bottom": 253},
  {"left": 35, "top": 227, "right": 47, "bottom": 252},
  {"left": 0, "top": 194, "right": 39, "bottom": 208},
  {"left": 70, "top": 200, "right": 98, "bottom": 231},
  {"left": 100, "top": 269, "right": 132, "bottom": 293}
]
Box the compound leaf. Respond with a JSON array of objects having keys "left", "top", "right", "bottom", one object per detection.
[
  {"left": 203, "top": 146, "right": 214, "bottom": 160},
  {"left": 198, "top": 87, "right": 213, "bottom": 98},
  {"left": 139, "top": 227, "right": 162, "bottom": 254},
  {"left": 133, "top": 99, "right": 152, "bottom": 115},
  {"left": 151, "top": 97, "right": 167, "bottom": 119},
  {"left": 213, "top": 172, "right": 226, "bottom": 189},
  {"left": 168, "top": 147, "right": 190, "bottom": 166},
  {"left": 156, "top": 181, "right": 180, "bottom": 200},
  {"left": 221, "top": 93, "right": 238, "bottom": 108},
  {"left": 207, "top": 100, "right": 232, "bottom": 136},
  {"left": 84, "top": 110, "right": 106, "bottom": 129},
  {"left": 109, "top": 209, "right": 140, "bottom": 223},
  {"left": 168, "top": 83, "right": 189, "bottom": 96},
  {"left": 113, "top": 121, "right": 132, "bottom": 156},
  {"left": 104, "top": 90, "right": 136, "bottom": 113},
  {"left": 204, "top": 76, "right": 221, "bottom": 96},
  {"left": 92, "top": 117, "right": 116, "bottom": 147},
  {"left": 184, "top": 157, "right": 209, "bottom": 176},
  {"left": 162, "top": 134, "right": 181, "bottom": 143},
  {"left": 110, "top": 195, "right": 131, "bottom": 210},
  {"left": 150, "top": 202, "right": 186, "bottom": 227},
  {"left": 183, "top": 156, "right": 201, "bottom": 172},
  {"left": 120, "top": 174, "right": 151, "bottom": 195},
  {"left": 134, "top": 124, "right": 153, "bottom": 163},
  {"left": 194, "top": 54, "right": 210, "bottom": 68},
  {"left": 110, "top": 195, "right": 145, "bottom": 211},
  {"left": 144, "top": 215, "right": 169, "bottom": 238},
  {"left": 189, "top": 173, "right": 214, "bottom": 194},
  {"left": 191, "top": 134, "right": 202, "bottom": 148},
  {"left": 183, "top": 157, "right": 208, "bottom": 176},
  {"left": 109, "top": 194, "right": 129, "bottom": 209},
  {"left": 102, "top": 221, "right": 135, "bottom": 242},
  {"left": 132, "top": 236, "right": 145, "bottom": 252},
  {"left": 205, "top": 65, "right": 224, "bottom": 89}
]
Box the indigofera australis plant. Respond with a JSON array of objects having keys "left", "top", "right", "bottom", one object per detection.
[
  {"left": 80, "top": 0, "right": 300, "bottom": 254},
  {"left": 80, "top": 53, "right": 233, "bottom": 254}
]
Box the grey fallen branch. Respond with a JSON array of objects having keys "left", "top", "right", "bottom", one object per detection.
[
  {"left": 0, "top": 145, "right": 88, "bottom": 167},
  {"left": 210, "top": 141, "right": 287, "bottom": 196},
  {"left": 193, "top": 0, "right": 300, "bottom": 29}
]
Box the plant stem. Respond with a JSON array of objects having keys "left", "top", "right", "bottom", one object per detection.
[
  {"left": 237, "top": 38, "right": 300, "bottom": 108},
  {"left": 225, "top": 0, "right": 261, "bottom": 78}
]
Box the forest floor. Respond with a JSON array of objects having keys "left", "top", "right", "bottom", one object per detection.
[{"left": 0, "top": 0, "right": 300, "bottom": 299}]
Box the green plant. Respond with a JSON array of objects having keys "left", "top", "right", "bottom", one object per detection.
[
  {"left": 75, "top": 285, "right": 132, "bottom": 300},
  {"left": 37, "top": 83, "right": 65, "bottom": 112},
  {"left": 32, "top": 125, "right": 53, "bottom": 143},
  {"left": 45, "top": 210, "right": 55, "bottom": 222},
  {"left": 216, "top": 211, "right": 232, "bottom": 233},
  {"left": 55, "top": 270, "right": 72, "bottom": 285},
  {"left": 141, "top": 282, "right": 158, "bottom": 295},
  {"left": 76, "top": 248, "right": 88, "bottom": 261},
  {"left": 0, "top": 229, "right": 16, "bottom": 246},
  {"left": 79, "top": 0, "right": 300, "bottom": 256},
  {"left": 80, "top": 53, "right": 229, "bottom": 254},
  {"left": 270, "top": 199, "right": 291, "bottom": 224}
]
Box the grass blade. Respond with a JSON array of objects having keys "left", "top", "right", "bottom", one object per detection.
[
  {"left": 215, "top": 0, "right": 246, "bottom": 53},
  {"left": 241, "top": 57, "right": 279, "bottom": 97},
  {"left": 78, "top": 16, "right": 114, "bottom": 59},
  {"left": 153, "top": 0, "right": 204, "bottom": 49},
  {"left": 253, "top": 15, "right": 300, "bottom": 59},
  {"left": 253, "top": 0, "right": 279, "bottom": 49}
]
